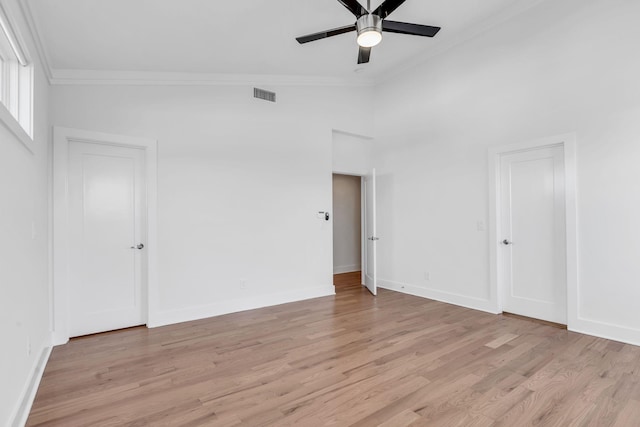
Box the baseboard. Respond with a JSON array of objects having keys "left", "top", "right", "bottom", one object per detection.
[
  {"left": 378, "top": 279, "right": 499, "bottom": 314},
  {"left": 10, "top": 345, "right": 51, "bottom": 427},
  {"left": 378, "top": 279, "right": 640, "bottom": 348},
  {"left": 148, "top": 285, "right": 336, "bottom": 328},
  {"left": 569, "top": 316, "right": 640, "bottom": 347},
  {"left": 333, "top": 264, "right": 361, "bottom": 274}
]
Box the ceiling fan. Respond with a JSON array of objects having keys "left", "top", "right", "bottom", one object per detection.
[{"left": 296, "top": 0, "right": 441, "bottom": 64}]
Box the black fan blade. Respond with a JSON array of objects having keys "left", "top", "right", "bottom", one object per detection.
[
  {"left": 337, "top": 0, "right": 368, "bottom": 18},
  {"left": 373, "top": 0, "right": 407, "bottom": 19},
  {"left": 382, "top": 20, "right": 441, "bottom": 37},
  {"left": 296, "top": 24, "right": 356, "bottom": 44},
  {"left": 357, "top": 46, "right": 371, "bottom": 64}
]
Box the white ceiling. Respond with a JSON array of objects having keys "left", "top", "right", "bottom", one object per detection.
[{"left": 26, "top": 0, "right": 540, "bottom": 83}]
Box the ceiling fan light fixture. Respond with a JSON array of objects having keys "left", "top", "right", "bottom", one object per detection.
[
  {"left": 357, "top": 29, "right": 382, "bottom": 47},
  {"left": 356, "top": 14, "right": 382, "bottom": 48}
]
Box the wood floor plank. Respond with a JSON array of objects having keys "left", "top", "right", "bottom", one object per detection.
[
  {"left": 613, "top": 399, "right": 640, "bottom": 426},
  {"left": 485, "top": 333, "right": 520, "bottom": 349},
  {"left": 377, "top": 409, "right": 422, "bottom": 427},
  {"left": 27, "top": 272, "right": 640, "bottom": 426}
]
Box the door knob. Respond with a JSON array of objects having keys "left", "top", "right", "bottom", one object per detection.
[
  {"left": 502, "top": 239, "right": 512, "bottom": 245},
  {"left": 130, "top": 243, "right": 145, "bottom": 250}
]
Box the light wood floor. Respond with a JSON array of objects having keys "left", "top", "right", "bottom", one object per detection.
[{"left": 28, "top": 273, "right": 640, "bottom": 426}]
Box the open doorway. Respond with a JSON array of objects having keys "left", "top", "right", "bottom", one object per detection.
[{"left": 332, "top": 173, "right": 362, "bottom": 293}]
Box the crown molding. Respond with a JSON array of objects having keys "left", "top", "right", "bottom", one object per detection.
[
  {"left": 17, "top": 0, "right": 53, "bottom": 81},
  {"left": 49, "top": 69, "right": 375, "bottom": 87},
  {"left": 17, "top": 0, "right": 373, "bottom": 87},
  {"left": 19, "top": 0, "right": 547, "bottom": 89},
  {"left": 332, "top": 128, "right": 374, "bottom": 141}
]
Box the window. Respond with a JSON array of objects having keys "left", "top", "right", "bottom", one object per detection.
[{"left": 0, "top": 1, "right": 33, "bottom": 140}]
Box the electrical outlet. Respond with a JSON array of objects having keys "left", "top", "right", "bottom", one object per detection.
[
  {"left": 424, "top": 271, "right": 430, "bottom": 281},
  {"left": 27, "top": 336, "right": 31, "bottom": 356},
  {"left": 240, "top": 279, "right": 247, "bottom": 289}
]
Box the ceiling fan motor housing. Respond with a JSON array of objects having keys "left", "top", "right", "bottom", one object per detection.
[{"left": 356, "top": 14, "right": 383, "bottom": 47}]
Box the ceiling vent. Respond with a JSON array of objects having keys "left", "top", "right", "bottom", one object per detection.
[{"left": 254, "top": 88, "right": 276, "bottom": 103}]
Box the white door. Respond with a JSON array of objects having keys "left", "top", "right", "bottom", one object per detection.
[
  {"left": 363, "top": 169, "right": 377, "bottom": 296},
  {"left": 67, "top": 141, "right": 146, "bottom": 337},
  {"left": 500, "top": 145, "right": 567, "bottom": 324}
]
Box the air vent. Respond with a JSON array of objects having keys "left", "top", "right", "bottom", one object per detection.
[{"left": 254, "top": 88, "right": 276, "bottom": 103}]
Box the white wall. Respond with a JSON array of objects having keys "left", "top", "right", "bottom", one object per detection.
[
  {"left": 0, "top": 1, "right": 51, "bottom": 425},
  {"left": 373, "top": 0, "right": 640, "bottom": 344},
  {"left": 50, "top": 83, "right": 371, "bottom": 327},
  {"left": 332, "top": 130, "right": 372, "bottom": 176},
  {"left": 332, "top": 174, "right": 361, "bottom": 274}
]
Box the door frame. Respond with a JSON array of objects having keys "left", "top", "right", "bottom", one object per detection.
[
  {"left": 331, "top": 171, "right": 366, "bottom": 286},
  {"left": 52, "top": 127, "right": 158, "bottom": 345},
  {"left": 488, "top": 133, "right": 578, "bottom": 326},
  {"left": 362, "top": 169, "right": 377, "bottom": 295},
  {"left": 330, "top": 172, "right": 367, "bottom": 287}
]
